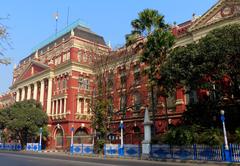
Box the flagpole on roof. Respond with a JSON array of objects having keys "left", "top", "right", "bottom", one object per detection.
[{"left": 54, "top": 11, "right": 59, "bottom": 36}]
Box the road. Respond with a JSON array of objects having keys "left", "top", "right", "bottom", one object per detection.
[{"left": 0, "top": 151, "right": 225, "bottom": 166}]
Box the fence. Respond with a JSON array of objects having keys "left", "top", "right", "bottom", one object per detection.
[
  {"left": 104, "top": 144, "right": 141, "bottom": 158},
  {"left": 3, "top": 141, "right": 240, "bottom": 163},
  {"left": 72, "top": 144, "right": 94, "bottom": 155},
  {"left": 230, "top": 144, "right": 240, "bottom": 162},
  {"left": 104, "top": 144, "right": 119, "bottom": 157},
  {"left": 0, "top": 143, "right": 22, "bottom": 151},
  {"left": 124, "top": 144, "right": 141, "bottom": 158},
  {"left": 26, "top": 143, "right": 40, "bottom": 152},
  {"left": 151, "top": 144, "right": 223, "bottom": 161}
]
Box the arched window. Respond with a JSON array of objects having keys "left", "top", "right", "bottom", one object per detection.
[
  {"left": 133, "top": 91, "right": 141, "bottom": 111},
  {"left": 55, "top": 128, "right": 63, "bottom": 147},
  {"left": 120, "top": 94, "right": 126, "bottom": 112},
  {"left": 74, "top": 128, "right": 90, "bottom": 144},
  {"left": 75, "top": 128, "right": 88, "bottom": 136},
  {"left": 107, "top": 71, "right": 114, "bottom": 90},
  {"left": 133, "top": 126, "right": 140, "bottom": 133},
  {"left": 108, "top": 96, "right": 114, "bottom": 116}
]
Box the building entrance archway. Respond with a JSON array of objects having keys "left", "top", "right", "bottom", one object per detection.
[
  {"left": 74, "top": 127, "right": 92, "bottom": 144},
  {"left": 55, "top": 128, "right": 64, "bottom": 148}
]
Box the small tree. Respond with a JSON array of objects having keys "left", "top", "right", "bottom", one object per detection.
[
  {"left": 0, "top": 100, "right": 48, "bottom": 147},
  {"left": 160, "top": 24, "right": 240, "bottom": 145},
  {"left": 0, "top": 17, "right": 11, "bottom": 65},
  {"left": 164, "top": 24, "right": 240, "bottom": 106}
]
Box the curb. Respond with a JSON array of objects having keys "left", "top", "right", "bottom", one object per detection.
[
  {"left": 1, "top": 150, "right": 238, "bottom": 165},
  {"left": 41, "top": 150, "right": 67, "bottom": 153}
]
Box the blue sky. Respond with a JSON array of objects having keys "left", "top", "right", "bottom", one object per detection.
[{"left": 0, "top": 0, "right": 218, "bottom": 94}]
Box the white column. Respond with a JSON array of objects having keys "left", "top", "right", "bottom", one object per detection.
[
  {"left": 55, "top": 99, "right": 58, "bottom": 115},
  {"left": 21, "top": 87, "right": 25, "bottom": 101},
  {"left": 52, "top": 100, "right": 55, "bottom": 115},
  {"left": 33, "top": 82, "right": 38, "bottom": 100},
  {"left": 27, "top": 85, "right": 31, "bottom": 100},
  {"left": 59, "top": 98, "right": 62, "bottom": 115},
  {"left": 80, "top": 98, "right": 83, "bottom": 114},
  {"left": 76, "top": 98, "right": 80, "bottom": 113},
  {"left": 40, "top": 80, "right": 44, "bottom": 105},
  {"left": 46, "top": 77, "right": 53, "bottom": 115},
  {"left": 64, "top": 98, "right": 67, "bottom": 115},
  {"left": 84, "top": 98, "right": 88, "bottom": 114},
  {"left": 16, "top": 89, "right": 20, "bottom": 102}
]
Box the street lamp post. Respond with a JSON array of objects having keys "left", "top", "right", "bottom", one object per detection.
[
  {"left": 119, "top": 120, "right": 124, "bottom": 156},
  {"left": 0, "top": 130, "right": 2, "bottom": 143},
  {"left": 220, "top": 110, "right": 231, "bottom": 161},
  {"left": 70, "top": 125, "right": 74, "bottom": 155},
  {"left": 39, "top": 127, "right": 42, "bottom": 152}
]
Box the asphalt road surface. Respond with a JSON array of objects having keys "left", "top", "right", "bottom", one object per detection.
[{"left": 0, "top": 151, "right": 224, "bottom": 166}]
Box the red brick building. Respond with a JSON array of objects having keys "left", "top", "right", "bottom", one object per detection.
[
  {"left": 8, "top": 21, "right": 109, "bottom": 149},
  {"left": 0, "top": 0, "right": 239, "bottom": 148},
  {"left": 95, "top": 44, "right": 186, "bottom": 144}
]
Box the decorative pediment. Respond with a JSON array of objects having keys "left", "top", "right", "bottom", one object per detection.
[
  {"left": 16, "top": 60, "right": 49, "bottom": 82},
  {"left": 189, "top": 0, "right": 240, "bottom": 31}
]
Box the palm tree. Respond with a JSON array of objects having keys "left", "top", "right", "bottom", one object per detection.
[
  {"left": 125, "top": 9, "right": 166, "bottom": 46},
  {"left": 126, "top": 9, "right": 175, "bottom": 136}
]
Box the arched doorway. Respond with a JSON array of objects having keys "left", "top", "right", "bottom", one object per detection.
[
  {"left": 55, "top": 128, "right": 64, "bottom": 148},
  {"left": 132, "top": 126, "right": 142, "bottom": 144},
  {"left": 74, "top": 128, "right": 91, "bottom": 144}
]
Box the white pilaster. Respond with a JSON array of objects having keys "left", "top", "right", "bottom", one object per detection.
[
  {"left": 33, "top": 82, "right": 38, "bottom": 100},
  {"left": 16, "top": 89, "right": 20, "bottom": 102},
  {"left": 55, "top": 100, "right": 59, "bottom": 115},
  {"left": 52, "top": 100, "right": 55, "bottom": 115},
  {"left": 64, "top": 98, "right": 67, "bottom": 115},
  {"left": 77, "top": 98, "right": 80, "bottom": 113},
  {"left": 40, "top": 80, "right": 45, "bottom": 105},
  {"left": 46, "top": 77, "right": 53, "bottom": 115},
  {"left": 59, "top": 98, "right": 62, "bottom": 115},
  {"left": 84, "top": 98, "right": 88, "bottom": 114},
  {"left": 80, "top": 98, "right": 83, "bottom": 114},
  {"left": 21, "top": 87, "right": 25, "bottom": 101},
  {"left": 27, "top": 85, "right": 31, "bottom": 100}
]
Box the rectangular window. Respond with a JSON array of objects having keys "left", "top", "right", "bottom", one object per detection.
[
  {"left": 63, "top": 79, "right": 67, "bottom": 89},
  {"left": 133, "top": 92, "right": 141, "bottom": 111},
  {"left": 120, "top": 95, "right": 126, "bottom": 112},
  {"left": 67, "top": 52, "right": 70, "bottom": 60},
  {"left": 107, "top": 72, "right": 114, "bottom": 90},
  {"left": 85, "top": 79, "right": 89, "bottom": 90},
  {"left": 78, "top": 50, "right": 82, "bottom": 62},
  {"left": 134, "top": 65, "right": 140, "bottom": 85},
  {"left": 58, "top": 79, "right": 61, "bottom": 89},
  {"left": 120, "top": 69, "right": 126, "bottom": 88},
  {"left": 166, "top": 96, "right": 176, "bottom": 112},
  {"left": 79, "top": 77, "right": 84, "bottom": 89},
  {"left": 63, "top": 54, "right": 66, "bottom": 62},
  {"left": 148, "top": 90, "right": 158, "bottom": 111},
  {"left": 186, "top": 90, "right": 198, "bottom": 105},
  {"left": 120, "top": 75, "right": 126, "bottom": 88},
  {"left": 83, "top": 52, "right": 87, "bottom": 62}
]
